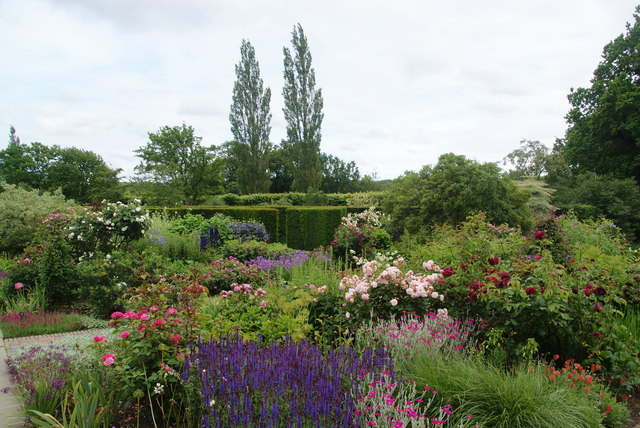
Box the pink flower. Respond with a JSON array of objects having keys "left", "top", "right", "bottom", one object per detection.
[
  {"left": 111, "top": 312, "right": 124, "bottom": 319},
  {"left": 120, "top": 331, "right": 130, "bottom": 339},
  {"left": 22, "top": 258, "right": 30, "bottom": 264},
  {"left": 259, "top": 300, "right": 267, "bottom": 307},
  {"left": 14, "top": 282, "right": 23, "bottom": 290},
  {"left": 390, "top": 299, "right": 398, "bottom": 306},
  {"left": 165, "top": 307, "right": 178, "bottom": 316},
  {"left": 169, "top": 334, "right": 181, "bottom": 342},
  {"left": 93, "top": 336, "right": 106, "bottom": 343},
  {"left": 534, "top": 231, "right": 546, "bottom": 240},
  {"left": 102, "top": 353, "right": 116, "bottom": 366},
  {"left": 149, "top": 306, "right": 159, "bottom": 312}
]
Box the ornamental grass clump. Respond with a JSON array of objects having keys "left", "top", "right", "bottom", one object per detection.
[{"left": 184, "top": 337, "right": 394, "bottom": 427}]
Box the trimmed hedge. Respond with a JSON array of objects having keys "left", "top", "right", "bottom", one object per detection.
[
  {"left": 285, "top": 207, "right": 347, "bottom": 250},
  {"left": 147, "top": 205, "right": 354, "bottom": 249},
  {"left": 216, "top": 192, "right": 385, "bottom": 207}
]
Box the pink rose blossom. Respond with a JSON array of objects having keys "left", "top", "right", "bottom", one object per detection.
[
  {"left": 22, "top": 258, "right": 30, "bottom": 264},
  {"left": 111, "top": 312, "right": 124, "bottom": 319},
  {"left": 102, "top": 353, "right": 116, "bottom": 366},
  {"left": 259, "top": 300, "right": 267, "bottom": 307},
  {"left": 169, "top": 334, "right": 181, "bottom": 342},
  {"left": 14, "top": 282, "right": 23, "bottom": 290},
  {"left": 165, "top": 307, "right": 178, "bottom": 316},
  {"left": 149, "top": 306, "right": 159, "bottom": 312},
  {"left": 120, "top": 331, "right": 130, "bottom": 339},
  {"left": 93, "top": 336, "right": 106, "bottom": 343}
]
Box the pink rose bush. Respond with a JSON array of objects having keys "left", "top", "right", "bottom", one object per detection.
[{"left": 339, "top": 258, "right": 445, "bottom": 322}]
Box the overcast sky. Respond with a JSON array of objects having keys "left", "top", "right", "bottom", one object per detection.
[{"left": 1, "top": 0, "right": 637, "bottom": 180}]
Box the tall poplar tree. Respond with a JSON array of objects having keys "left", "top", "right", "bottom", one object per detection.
[
  {"left": 229, "top": 39, "right": 272, "bottom": 194},
  {"left": 282, "top": 24, "right": 324, "bottom": 193}
]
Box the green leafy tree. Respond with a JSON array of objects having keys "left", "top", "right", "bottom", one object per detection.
[
  {"left": 563, "top": 6, "right": 640, "bottom": 181},
  {"left": 47, "top": 147, "right": 122, "bottom": 203},
  {"left": 0, "top": 130, "right": 56, "bottom": 189},
  {"left": 553, "top": 172, "right": 640, "bottom": 240},
  {"left": 134, "top": 124, "right": 222, "bottom": 204},
  {"left": 0, "top": 127, "right": 121, "bottom": 202},
  {"left": 503, "top": 139, "right": 550, "bottom": 179},
  {"left": 513, "top": 177, "right": 556, "bottom": 217},
  {"left": 382, "top": 153, "right": 532, "bottom": 236},
  {"left": 230, "top": 39, "right": 272, "bottom": 194},
  {"left": 268, "top": 144, "right": 295, "bottom": 193},
  {"left": 320, "top": 153, "right": 361, "bottom": 193},
  {"left": 282, "top": 24, "right": 324, "bottom": 193}
]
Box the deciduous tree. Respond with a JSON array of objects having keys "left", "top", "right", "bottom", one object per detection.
[
  {"left": 282, "top": 24, "right": 324, "bottom": 193},
  {"left": 134, "top": 124, "right": 222, "bottom": 204},
  {"left": 230, "top": 39, "right": 272, "bottom": 194}
]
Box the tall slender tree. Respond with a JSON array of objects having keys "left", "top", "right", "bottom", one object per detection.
[
  {"left": 282, "top": 24, "right": 324, "bottom": 193},
  {"left": 229, "top": 39, "right": 272, "bottom": 194}
]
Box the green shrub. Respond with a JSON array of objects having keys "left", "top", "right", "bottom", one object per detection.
[
  {"left": 220, "top": 240, "right": 290, "bottom": 262},
  {"left": 0, "top": 185, "right": 70, "bottom": 254}
]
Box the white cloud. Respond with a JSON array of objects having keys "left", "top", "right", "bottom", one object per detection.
[{"left": 0, "top": 0, "right": 638, "bottom": 180}]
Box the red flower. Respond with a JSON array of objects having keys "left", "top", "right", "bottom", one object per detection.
[
  {"left": 525, "top": 287, "right": 537, "bottom": 295},
  {"left": 488, "top": 257, "right": 500, "bottom": 265},
  {"left": 534, "top": 231, "right": 546, "bottom": 240}
]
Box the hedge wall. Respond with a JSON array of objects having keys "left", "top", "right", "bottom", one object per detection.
[
  {"left": 217, "top": 192, "right": 385, "bottom": 207},
  {"left": 285, "top": 207, "right": 347, "bottom": 250}
]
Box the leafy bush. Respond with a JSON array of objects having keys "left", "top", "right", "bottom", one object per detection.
[
  {"left": 0, "top": 184, "right": 70, "bottom": 254},
  {"left": 220, "top": 239, "right": 290, "bottom": 262},
  {"left": 198, "top": 284, "right": 313, "bottom": 343},
  {"left": 331, "top": 207, "right": 391, "bottom": 263},
  {"left": 67, "top": 200, "right": 150, "bottom": 258},
  {"left": 200, "top": 257, "right": 272, "bottom": 294}
]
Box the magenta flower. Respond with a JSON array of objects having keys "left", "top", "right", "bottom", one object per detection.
[
  {"left": 14, "top": 282, "right": 23, "bottom": 290},
  {"left": 149, "top": 306, "right": 159, "bottom": 312},
  {"left": 169, "top": 333, "right": 181, "bottom": 342},
  {"left": 22, "top": 258, "right": 30, "bottom": 264},
  {"left": 534, "top": 230, "right": 546, "bottom": 240},
  {"left": 260, "top": 300, "right": 267, "bottom": 307},
  {"left": 166, "top": 307, "right": 178, "bottom": 316},
  {"left": 102, "top": 353, "right": 116, "bottom": 366},
  {"left": 93, "top": 336, "right": 106, "bottom": 343},
  {"left": 594, "top": 302, "right": 602, "bottom": 313},
  {"left": 120, "top": 331, "right": 130, "bottom": 339}
]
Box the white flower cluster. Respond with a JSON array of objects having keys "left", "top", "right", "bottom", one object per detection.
[
  {"left": 352, "top": 250, "right": 401, "bottom": 268},
  {"left": 340, "top": 259, "right": 445, "bottom": 304},
  {"left": 340, "top": 206, "right": 388, "bottom": 228}
]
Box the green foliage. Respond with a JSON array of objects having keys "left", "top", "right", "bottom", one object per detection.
[
  {"left": 198, "top": 285, "right": 314, "bottom": 343},
  {"left": 229, "top": 39, "right": 272, "bottom": 194},
  {"left": 382, "top": 153, "right": 533, "bottom": 236},
  {"left": 134, "top": 124, "right": 223, "bottom": 204},
  {"left": 285, "top": 206, "right": 346, "bottom": 250},
  {"left": 553, "top": 172, "right": 640, "bottom": 240},
  {"left": 563, "top": 6, "right": 640, "bottom": 182},
  {"left": 503, "top": 139, "right": 551, "bottom": 179},
  {"left": 402, "top": 354, "right": 626, "bottom": 428},
  {"left": 0, "top": 184, "right": 70, "bottom": 254},
  {"left": 320, "top": 153, "right": 361, "bottom": 193},
  {"left": 401, "top": 213, "right": 640, "bottom": 392},
  {"left": 282, "top": 24, "right": 324, "bottom": 193},
  {"left": 0, "top": 130, "right": 122, "bottom": 203},
  {"left": 202, "top": 257, "right": 272, "bottom": 294},
  {"left": 220, "top": 239, "right": 290, "bottom": 262},
  {"left": 513, "top": 177, "right": 557, "bottom": 217}
]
